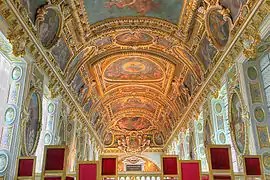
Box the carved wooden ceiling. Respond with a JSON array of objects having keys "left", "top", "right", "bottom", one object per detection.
[{"left": 9, "top": 0, "right": 258, "bottom": 151}]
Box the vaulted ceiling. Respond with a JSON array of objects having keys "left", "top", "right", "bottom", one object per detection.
[{"left": 14, "top": 0, "right": 253, "bottom": 151}]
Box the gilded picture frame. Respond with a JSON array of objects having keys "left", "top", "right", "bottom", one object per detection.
[
  {"left": 228, "top": 88, "right": 249, "bottom": 156},
  {"left": 36, "top": 4, "right": 63, "bottom": 49},
  {"left": 205, "top": 5, "right": 233, "bottom": 51},
  {"left": 21, "top": 88, "right": 42, "bottom": 156}
]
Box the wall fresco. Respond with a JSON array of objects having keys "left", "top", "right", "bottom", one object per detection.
[{"left": 231, "top": 93, "right": 245, "bottom": 153}]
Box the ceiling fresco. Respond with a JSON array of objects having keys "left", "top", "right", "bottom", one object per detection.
[
  {"left": 103, "top": 56, "right": 164, "bottom": 81},
  {"left": 20, "top": 0, "right": 46, "bottom": 23},
  {"left": 110, "top": 97, "right": 157, "bottom": 114},
  {"left": 83, "top": 0, "right": 185, "bottom": 24},
  {"left": 115, "top": 32, "right": 154, "bottom": 46},
  {"left": 115, "top": 117, "right": 152, "bottom": 131},
  {"left": 13, "top": 0, "right": 260, "bottom": 152},
  {"left": 219, "top": 0, "right": 247, "bottom": 22}
]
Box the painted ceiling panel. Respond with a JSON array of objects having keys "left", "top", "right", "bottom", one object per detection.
[
  {"left": 103, "top": 57, "right": 164, "bottom": 81},
  {"left": 83, "top": 0, "right": 184, "bottom": 24}
]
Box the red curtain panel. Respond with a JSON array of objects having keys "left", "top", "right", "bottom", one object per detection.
[
  {"left": 79, "top": 164, "right": 97, "bottom": 180},
  {"left": 163, "top": 157, "right": 178, "bottom": 175},
  {"left": 102, "top": 158, "right": 116, "bottom": 176},
  {"left": 245, "top": 157, "right": 262, "bottom": 175},
  {"left": 45, "top": 148, "right": 65, "bottom": 171},
  {"left": 180, "top": 162, "right": 200, "bottom": 180},
  {"left": 210, "top": 148, "right": 230, "bottom": 170},
  {"left": 18, "top": 159, "right": 34, "bottom": 176}
]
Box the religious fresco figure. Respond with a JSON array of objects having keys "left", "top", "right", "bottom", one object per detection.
[
  {"left": 104, "top": 0, "right": 160, "bottom": 15},
  {"left": 104, "top": 57, "right": 163, "bottom": 81},
  {"left": 230, "top": 93, "right": 245, "bottom": 153},
  {"left": 116, "top": 117, "right": 152, "bottom": 131},
  {"left": 208, "top": 9, "right": 230, "bottom": 48},
  {"left": 171, "top": 76, "right": 191, "bottom": 108},
  {"left": 84, "top": 0, "right": 183, "bottom": 24},
  {"left": 20, "top": 0, "right": 46, "bottom": 23},
  {"left": 220, "top": 0, "right": 247, "bottom": 22},
  {"left": 116, "top": 31, "right": 153, "bottom": 45},
  {"left": 38, "top": 8, "right": 60, "bottom": 48},
  {"left": 51, "top": 38, "right": 71, "bottom": 71},
  {"left": 198, "top": 37, "right": 217, "bottom": 69},
  {"left": 154, "top": 132, "right": 164, "bottom": 146},
  {"left": 25, "top": 93, "right": 40, "bottom": 155}
]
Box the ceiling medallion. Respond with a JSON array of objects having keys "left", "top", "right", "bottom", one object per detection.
[
  {"left": 36, "top": 5, "right": 63, "bottom": 49},
  {"left": 205, "top": 5, "right": 232, "bottom": 50},
  {"left": 115, "top": 31, "right": 154, "bottom": 46}
]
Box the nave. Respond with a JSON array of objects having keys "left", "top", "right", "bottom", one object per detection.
[{"left": 0, "top": 0, "right": 269, "bottom": 179}]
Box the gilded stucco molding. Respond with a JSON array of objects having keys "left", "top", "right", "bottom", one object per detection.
[
  {"left": 165, "top": 0, "right": 269, "bottom": 147},
  {"left": 178, "top": 0, "right": 202, "bottom": 42},
  {"left": 228, "top": 87, "right": 250, "bottom": 169},
  {"left": 242, "top": 32, "right": 261, "bottom": 58},
  {"left": 21, "top": 86, "right": 43, "bottom": 156},
  {"left": 0, "top": 0, "right": 104, "bottom": 148},
  {"left": 0, "top": 0, "right": 30, "bottom": 57}
]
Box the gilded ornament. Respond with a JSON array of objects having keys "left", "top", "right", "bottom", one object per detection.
[
  {"left": 21, "top": 88, "right": 42, "bottom": 156},
  {"left": 254, "top": 106, "right": 265, "bottom": 123},
  {"left": 242, "top": 33, "right": 261, "bottom": 58},
  {"left": 228, "top": 88, "right": 248, "bottom": 155}
]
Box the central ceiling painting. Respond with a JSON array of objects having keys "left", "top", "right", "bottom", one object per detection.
[
  {"left": 116, "top": 117, "right": 152, "bottom": 131},
  {"left": 103, "top": 57, "right": 164, "bottom": 81},
  {"left": 83, "top": 0, "right": 184, "bottom": 24},
  {"left": 111, "top": 97, "right": 156, "bottom": 114}
]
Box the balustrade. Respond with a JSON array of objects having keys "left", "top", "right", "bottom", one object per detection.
[{"left": 118, "top": 172, "right": 161, "bottom": 180}]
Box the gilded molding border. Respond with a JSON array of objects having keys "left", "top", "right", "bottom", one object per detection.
[
  {"left": 21, "top": 87, "right": 42, "bottom": 156},
  {"left": 228, "top": 87, "right": 249, "bottom": 156},
  {"left": 205, "top": 5, "right": 233, "bottom": 51},
  {"left": 36, "top": 4, "right": 63, "bottom": 49}
]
